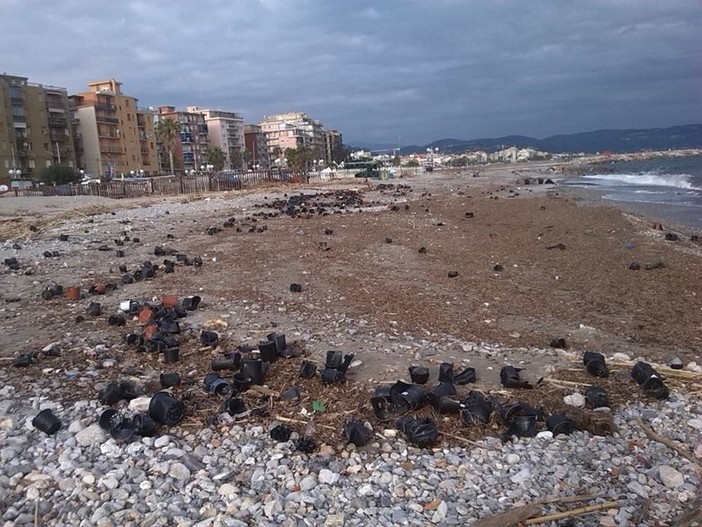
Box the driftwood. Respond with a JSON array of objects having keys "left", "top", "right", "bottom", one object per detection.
[
  {"left": 636, "top": 417, "right": 700, "bottom": 467},
  {"left": 472, "top": 494, "right": 616, "bottom": 527}
]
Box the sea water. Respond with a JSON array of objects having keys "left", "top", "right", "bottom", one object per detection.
[{"left": 565, "top": 155, "right": 702, "bottom": 229}]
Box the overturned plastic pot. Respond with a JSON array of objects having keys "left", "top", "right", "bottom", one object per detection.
[
  {"left": 212, "top": 357, "right": 240, "bottom": 371},
  {"left": 460, "top": 392, "right": 493, "bottom": 425},
  {"left": 438, "top": 362, "right": 454, "bottom": 383},
  {"left": 203, "top": 373, "right": 232, "bottom": 397},
  {"left": 299, "top": 360, "right": 317, "bottom": 379},
  {"left": 454, "top": 367, "right": 477, "bottom": 385},
  {"left": 241, "top": 359, "right": 265, "bottom": 385},
  {"left": 631, "top": 361, "right": 669, "bottom": 400},
  {"left": 426, "top": 382, "right": 457, "bottom": 410},
  {"left": 344, "top": 420, "right": 373, "bottom": 447},
  {"left": 32, "top": 409, "right": 62, "bottom": 435},
  {"left": 500, "top": 366, "right": 533, "bottom": 389},
  {"left": 148, "top": 391, "right": 185, "bottom": 426},
  {"left": 546, "top": 415, "right": 576, "bottom": 436},
  {"left": 232, "top": 372, "right": 252, "bottom": 393},
  {"left": 584, "top": 386, "right": 609, "bottom": 409},
  {"left": 506, "top": 414, "right": 538, "bottom": 438},
  {"left": 223, "top": 397, "right": 248, "bottom": 418},
  {"left": 98, "top": 408, "right": 121, "bottom": 431},
  {"left": 390, "top": 381, "right": 426, "bottom": 412},
  {"left": 160, "top": 372, "right": 181, "bottom": 388},
  {"left": 583, "top": 351, "right": 609, "bottom": 378},
  {"left": 408, "top": 366, "right": 430, "bottom": 385},
  {"left": 200, "top": 331, "right": 219, "bottom": 347},
  {"left": 396, "top": 416, "right": 439, "bottom": 448}
]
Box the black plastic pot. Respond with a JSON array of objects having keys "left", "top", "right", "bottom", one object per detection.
[
  {"left": 160, "top": 372, "right": 181, "bottom": 388},
  {"left": 500, "top": 366, "right": 532, "bottom": 389},
  {"left": 281, "top": 386, "right": 300, "bottom": 401},
  {"left": 159, "top": 319, "right": 180, "bottom": 334},
  {"left": 344, "top": 420, "right": 373, "bottom": 447},
  {"left": 32, "top": 409, "right": 62, "bottom": 435},
  {"left": 163, "top": 348, "right": 179, "bottom": 364},
  {"left": 241, "top": 359, "right": 265, "bottom": 385},
  {"left": 396, "top": 417, "right": 438, "bottom": 448},
  {"left": 371, "top": 396, "right": 392, "bottom": 420},
  {"left": 86, "top": 302, "right": 102, "bottom": 317},
  {"left": 321, "top": 367, "right": 343, "bottom": 384},
  {"left": 109, "top": 417, "right": 137, "bottom": 442},
  {"left": 126, "top": 334, "right": 144, "bottom": 348},
  {"left": 268, "top": 332, "right": 290, "bottom": 356},
  {"left": 132, "top": 414, "right": 157, "bottom": 437},
  {"left": 374, "top": 385, "right": 392, "bottom": 400},
  {"left": 223, "top": 397, "right": 248, "bottom": 417},
  {"left": 546, "top": 415, "right": 576, "bottom": 436},
  {"left": 232, "top": 372, "right": 252, "bottom": 393},
  {"left": 99, "top": 409, "right": 120, "bottom": 431},
  {"left": 631, "top": 362, "right": 669, "bottom": 400},
  {"left": 181, "top": 296, "right": 201, "bottom": 311},
  {"left": 583, "top": 351, "right": 609, "bottom": 378},
  {"left": 585, "top": 386, "right": 609, "bottom": 409},
  {"left": 438, "top": 362, "right": 454, "bottom": 383},
  {"left": 200, "top": 331, "right": 219, "bottom": 347},
  {"left": 212, "top": 358, "right": 239, "bottom": 371},
  {"left": 325, "top": 350, "right": 344, "bottom": 369},
  {"left": 390, "top": 381, "right": 426, "bottom": 411},
  {"left": 270, "top": 424, "right": 292, "bottom": 442},
  {"left": 454, "top": 367, "right": 477, "bottom": 385},
  {"left": 434, "top": 396, "right": 462, "bottom": 414},
  {"left": 98, "top": 382, "right": 129, "bottom": 405},
  {"left": 259, "top": 340, "right": 279, "bottom": 362},
  {"left": 203, "top": 373, "right": 231, "bottom": 396},
  {"left": 426, "top": 382, "right": 457, "bottom": 410},
  {"left": 299, "top": 360, "right": 317, "bottom": 378},
  {"left": 460, "top": 392, "right": 493, "bottom": 425},
  {"left": 108, "top": 314, "right": 126, "bottom": 327},
  {"left": 408, "top": 366, "right": 430, "bottom": 385},
  {"left": 148, "top": 391, "right": 185, "bottom": 426},
  {"left": 495, "top": 401, "right": 523, "bottom": 424},
  {"left": 506, "top": 414, "right": 538, "bottom": 438}
]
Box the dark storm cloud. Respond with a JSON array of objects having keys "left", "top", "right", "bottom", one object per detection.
[{"left": 1, "top": 0, "right": 700, "bottom": 145}]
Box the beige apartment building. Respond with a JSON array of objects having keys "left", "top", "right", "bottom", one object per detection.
[
  {"left": 70, "top": 79, "right": 157, "bottom": 179},
  {"left": 0, "top": 74, "right": 76, "bottom": 186},
  {"left": 190, "top": 107, "right": 244, "bottom": 170},
  {"left": 260, "top": 112, "right": 326, "bottom": 164}
]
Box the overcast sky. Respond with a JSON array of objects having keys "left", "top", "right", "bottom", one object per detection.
[{"left": 1, "top": 0, "right": 700, "bottom": 146}]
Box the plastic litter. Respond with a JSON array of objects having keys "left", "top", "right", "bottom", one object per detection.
[{"left": 396, "top": 416, "right": 439, "bottom": 448}]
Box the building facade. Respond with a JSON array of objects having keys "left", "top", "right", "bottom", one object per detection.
[
  {"left": 259, "top": 112, "right": 326, "bottom": 164},
  {"left": 190, "top": 107, "right": 244, "bottom": 170},
  {"left": 243, "top": 124, "right": 270, "bottom": 169},
  {"left": 155, "top": 106, "right": 210, "bottom": 175},
  {"left": 324, "top": 129, "right": 343, "bottom": 164},
  {"left": 0, "top": 74, "right": 76, "bottom": 185},
  {"left": 70, "top": 79, "right": 157, "bottom": 178}
]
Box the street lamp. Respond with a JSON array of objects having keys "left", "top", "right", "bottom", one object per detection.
[{"left": 9, "top": 168, "right": 22, "bottom": 179}]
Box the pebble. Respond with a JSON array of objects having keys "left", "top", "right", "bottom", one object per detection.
[
  {"left": 563, "top": 393, "right": 585, "bottom": 407},
  {"left": 75, "top": 423, "right": 107, "bottom": 447},
  {"left": 658, "top": 465, "right": 684, "bottom": 488}
]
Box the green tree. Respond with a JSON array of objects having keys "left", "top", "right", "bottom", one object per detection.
[
  {"left": 404, "top": 158, "right": 420, "bottom": 168},
  {"left": 39, "top": 165, "right": 80, "bottom": 185},
  {"left": 154, "top": 118, "right": 179, "bottom": 176},
  {"left": 229, "top": 148, "right": 245, "bottom": 170},
  {"left": 205, "top": 146, "right": 226, "bottom": 172},
  {"left": 285, "top": 145, "right": 314, "bottom": 172}
]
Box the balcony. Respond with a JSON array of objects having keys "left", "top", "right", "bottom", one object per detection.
[
  {"left": 101, "top": 147, "right": 123, "bottom": 155},
  {"left": 95, "top": 103, "right": 116, "bottom": 111},
  {"left": 48, "top": 117, "right": 67, "bottom": 127},
  {"left": 96, "top": 115, "right": 119, "bottom": 124},
  {"left": 10, "top": 97, "right": 24, "bottom": 105}
]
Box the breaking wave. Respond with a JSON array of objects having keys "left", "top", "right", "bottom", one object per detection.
[{"left": 582, "top": 172, "right": 698, "bottom": 190}]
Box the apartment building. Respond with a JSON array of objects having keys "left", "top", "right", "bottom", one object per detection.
[
  {"left": 243, "top": 124, "right": 270, "bottom": 169},
  {"left": 155, "top": 106, "right": 209, "bottom": 174},
  {"left": 259, "top": 112, "right": 325, "bottom": 162},
  {"left": 324, "top": 129, "right": 343, "bottom": 164},
  {"left": 70, "top": 79, "right": 157, "bottom": 178},
  {"left": 0, "top": 74, "right": 76, "bottom": 185},
  {"left": 190, "top": 107, "right": 244, "bottom": 170}
]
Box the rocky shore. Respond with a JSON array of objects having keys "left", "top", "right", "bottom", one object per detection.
[{"left": 1, "top": 164, "right": 701, "bottom": 526}]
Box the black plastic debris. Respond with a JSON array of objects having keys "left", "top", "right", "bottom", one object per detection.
[
  {"left": 664, "top": 232, "right": 679, "bottom": 241},
  {"left": 426, "top": 382, "right": 457, "bottom": 410},
  {"left": 270, "top": 424, "right": 292, "bottom": 442},
  {"left": 546, "top": 415, "right": 576, "bottom": 436},
  {"left": 396, "top": 417, "right": 438, "bottom": 448},
  {"left": 99, "top": 409, "right": 120, "bottom": 431},
  {"left": 181, "top": 296, "right": 201, "bottom": 311},
  {"left": 204, "top": 373, "right": 231, "bottom": 396},
  {"left": 391, "top": 381, "right": 428, "bottom": 411},
  {"left": 200, "top": 331, "right": 219, "bottom": 347},
  {"left": 149, "top": 391, "right": 185, "bottom": 426},
  {"left": 408, "top": 366, "right": 430, "bottom": 385},
  {"left": 160, "top": 372, "right": 181, "bottom": 388},
  {"left": 631, "top": 361, "right": 669, "bottom": 400},
  {"left": 108, "top": 314, "right": 126, "bottom": 327},
  {"left": 223, "top": 397, "right": 248, "bottom": 417},
  {"left": 241, "top": 359, "right": 266, "bottom": 385},
  {"left": 299, "top": 360, "right": 317, "bottom": 379},
  {"left": 259, "top": 339, "right": 278, "bottom": 362},
  {"left": 500, "top": 366, "right": 533, "bottom": 389},
  {"left": 550, "top": 337, "right": 567, "bottom": 349},
  {"left": 32, "top": 409, "right": 62, "bottom": 435},
  {"left": 321, "top": 351, "right": 354, "bottom": 384},
  {"left": 583, "top": 351, "right": 609, "bottom": 378},
  {"left": 86, "top": 302, "right": 102, "bottom": 317},
  {"left": 344, "top": 421, "right": 372, "bottom": 447},
  {"left": 212, "top": 355, "right": 240, "bottom": 371},
  {"left": 454, "top": 367, "right": 477, "bottom": 385},
  {"left": 584, "top": 386, "right": 609, "bottom": 409},
  {"left": 447, "top": 271, "right": 459, "bottom": 278},
  {"left": 267, "top": 332, "right": 294, "bottom": 358},
  {"left": 459, "top": 391, "right": 493, "bottom": 425},
  {"left": 295, "top": 437, "right": 317, "bottom": 453},
  {"left": 13, "top": 353, "right": 34, "bottom": 367},
  {"left": 545, "top": 243, "right": 567, "bottom": 250},
  {"left": 289, "top": 283, "right": 303, "bottom": 293},
  {"left": 506, "top": 414, "right": 538, "bottom": 438},
  {"left": 98, "top": 381, "right": 139, "bottom": 405},
  {"left": 232, "top": 372, "right": 253, "bottom": 392},
  {"left": 438, "top": 363, "right": 454, "bottom": 383},
  {"left": 163, "top": 348, "right": 179, "bottom": 363}
]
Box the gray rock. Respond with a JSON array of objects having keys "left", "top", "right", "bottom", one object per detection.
[
  {"left": 658, "top": 465, "right": 684, "bottom": 488},
  {"left": 75, "top": 423, "right": 107, "bottom": 447}
]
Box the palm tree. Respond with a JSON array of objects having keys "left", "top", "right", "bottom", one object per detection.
[
  {"left": 205, "top": 146, "right": 226, "bottom": 172},
  {"left": 154, "top": 118, "right": 180, "bottom": 176}
]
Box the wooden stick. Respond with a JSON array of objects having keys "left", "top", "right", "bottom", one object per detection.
[
  {"left": 543, "top": 377, "right": 590, "bottom": 387},
  {"left": 524, "top": 500, "right": 619, "bottom": 525},
  {"left": 439, "top": 431, "right": 500, "bottom": 451},
  {"left": 274, "top": 414, "right": 336, "bottom": 431},
  {"left": 636, "top": 418, "right": 700, "bottom": 466},
  {"left": 540, "top": 492, "right": 606, "bottom": 505}
]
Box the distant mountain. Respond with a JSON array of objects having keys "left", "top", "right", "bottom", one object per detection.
[{"left": 397, "top": 124, "right": 702, "bottom": 155}]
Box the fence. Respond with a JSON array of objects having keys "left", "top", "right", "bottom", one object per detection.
[{"left": 3, "top": 167, "right": 422, "bottom": 200}]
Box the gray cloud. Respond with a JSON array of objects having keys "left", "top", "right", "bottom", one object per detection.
[{"left": 1, "top": 0, "right": 700, "bottom": 145}]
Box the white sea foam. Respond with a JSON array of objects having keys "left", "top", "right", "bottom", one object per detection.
[{"left": 583, "top": 172, "right": 698, "bottom": 189}]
